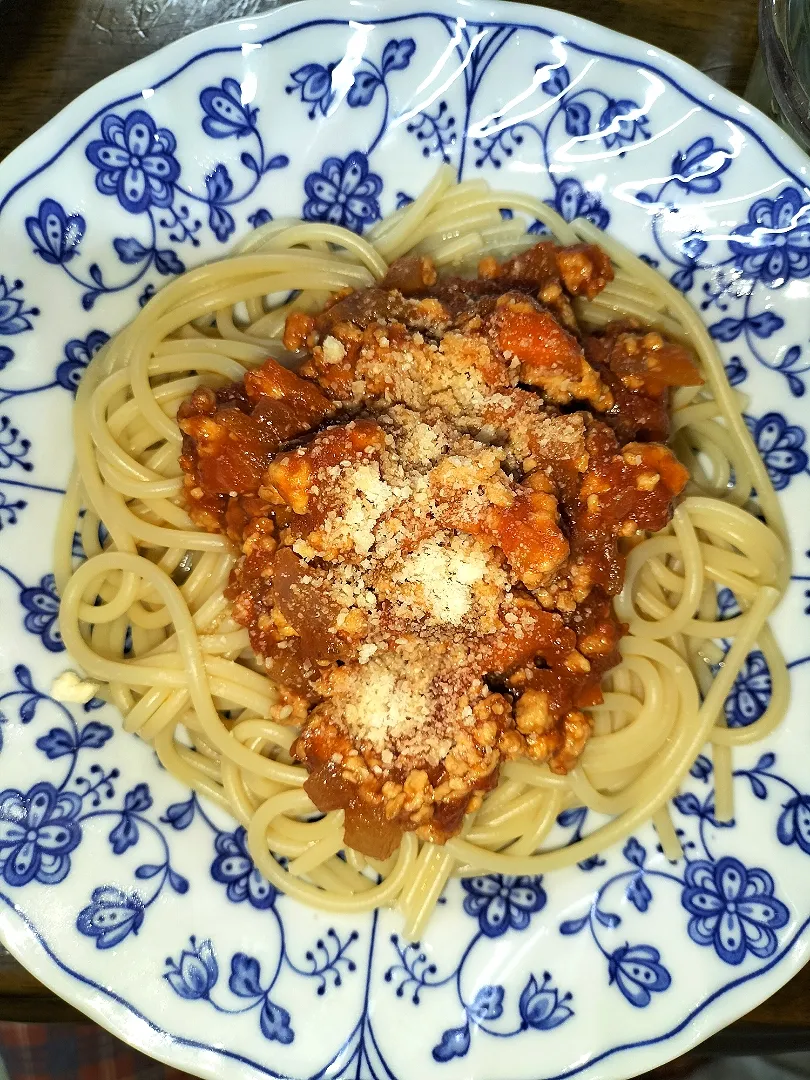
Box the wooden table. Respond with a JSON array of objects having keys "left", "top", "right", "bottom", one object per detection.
[{"left": 0, "top": 0, "right": 807, "bottom": 1069}]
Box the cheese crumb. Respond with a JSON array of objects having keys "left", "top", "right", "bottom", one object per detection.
[
  {"left": 322, "top": 335, "right": 346, "bottom": 364},
  {"left": 51, "top": 670, "right": 101, "bottom": 704}
]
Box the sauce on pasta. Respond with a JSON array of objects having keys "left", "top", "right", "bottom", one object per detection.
[{"left": 176, "top": 240, "right": 702, "bottom": 859}]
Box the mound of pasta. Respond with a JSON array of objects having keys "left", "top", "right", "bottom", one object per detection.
[{"left": 57, "top": 169, "right": 788, "bottom": 937}]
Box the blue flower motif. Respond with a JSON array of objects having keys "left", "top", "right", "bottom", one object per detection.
[
  {"left": 608, "top": 944, "right": 671, "bottom": 1007},
  {"left": 728, "top": 187, "right": 810, "bottom": 288},
  {"left": 725, "top": 357, "right": 747, "bottom": 387},
  {"left": 286, "top": 63, "right": 336, "bottom": 118},
  {"left": 690, "top": 754, "right": 713, "bottom": 782},
  {"left": 55, "top": 330, "right": 110, "bottom": 394},
  {"left": 0, "top": 276, "right": 38, "bottom": 335},
  {"left": 165, "top": 936, "right": 219, "bottom": 1000},
  {"left": 25, "top": 199, "right": 85, "bottom": 265},
  {"left": 86, "top": 110, "right": 180, "bottom": 214},
  {"left": 777, "top": 794, "right": 810, "bottom": 855},
  {"left": 671, "top": 137, "right": 732, "bottom": 195},
  {"left": 598, "top": 99, "right": 649, "bottom": 150},
  {"left": 0, "top": 782, "right": 82, "bottom": 886},
  {"left": 725, "top": 650, "right": 771, "bottom": 728},
  {"left": 746, "top": 412, "right": 808, "bottom": 491},
  {"left": 77, "top": 885, "right": 145, "bottom": 948},
  {"left": 538, "top": 63, "right": 570, "bottom": 96},
  {"left": 518, "top": 973, "right": 574, "bottom": 1030},
  {"left": 19, "top": 574, "right": 63, "bottom": 653},
  {"left": 247, "top": 208, "right": 273, "bottom": 229},
  {"left": 200, "top": 77, "right": 259, "bottom": 138},
  {"left": 552, "top": 177, "right": 610, "bottom": 230},
  {"left": 682, "top": 857, "right": 789, "bottom": 965},
  {"left": 0, "top": 346, "right": 12, "bottom": 370},
  {"left": 211, "top": 826, "right": 277, "bottom": 909},
  {"left": 303, "top": 152, "right": 382, "bottom": 233},
  {"left": 564, "top": 102, "right": 591, "bottom": 137},
  {"left": 461, "top": 874, "right": 546, "bottom": 937}
]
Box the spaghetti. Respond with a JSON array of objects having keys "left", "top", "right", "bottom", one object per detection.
[{"left": 56, "top": 167, "right": 789, "bottom": 939}]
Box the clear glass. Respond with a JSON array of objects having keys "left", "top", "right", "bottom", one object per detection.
[{"left": 746, "top": 0, "right": 810, "bottom": 151}]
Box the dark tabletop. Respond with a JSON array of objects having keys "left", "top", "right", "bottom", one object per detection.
[{"left": 0, "top": 0, "right": 807, "bottom": 1062}]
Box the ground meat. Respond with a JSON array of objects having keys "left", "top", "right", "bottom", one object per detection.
[
  {"left": 585, "top": 321, "right": 702, "bottom": 442},
  {"left": 178, "top": 240, "right": 699, "bottom": 857}
]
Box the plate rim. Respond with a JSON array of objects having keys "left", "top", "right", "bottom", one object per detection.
[{"left": 1, "top": 2, "right": 810, "bottom": 1078}]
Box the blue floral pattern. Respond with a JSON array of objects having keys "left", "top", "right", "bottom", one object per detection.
[
  {"left": 0, "top": 277, "right": 38, "bottom": 335},
  {"left": 598, "top": 99, "right": 650, "bottom": 150},
  {"left": 1, "top": 8, "right": 810, "bottom": 1080},
  {"left": 518, "top": 973, "right": 574, "bottom": 1030},
  {"left": 164, "top": 936, "right": 219, "bottom": 1000},
  {"left": 0, "top": 782, "right": 82, "bottom": 886},
  {"left": 552, "top": 177, "right": 610, "bottom": 229},
  {"left": 19, "top": 574, "right": 63, "bottom": 652},
  {"left": 55, "top": 331, "right": 110, "bottom": 394},
  {"left": 76, "top": 886, "right": 146, "bottom": 949},
  {"left": 725, "top": 651, "right": 771, "bottom": 728},
  {"left": 608, "top": 945, "right": 671, "bottom": 1007},
  {"left": 286, "top": 63, "right": 337, "bottom": 118},
  {"left": 0, "top": 666, "right": 185, "bottom": 947},
  {"left": 682, "top": 858, "right": 789, "bottom": 965},
  {"left": 86, "top": 111, "right": 181, "bottom": 214},
  {"left": 461, "top": 874, "right": 546, "bottom": 937},
  {"left": 200, "top": 78, "right": 259, "bottom": 139},
  {"left": 728, "top": 188, "right": 810, "bottom": 288},
  {"left": 211, "top": 826, "right": 278, "bottom": 909},
  {"left": 303, "top": 153, "right": 383, "bottom": 232},
  {"left": 25, "top": 200, "right": 85, "bottom": 265},
  {"left": 746, "top": 412, "right": 809, "bottom": 490}
]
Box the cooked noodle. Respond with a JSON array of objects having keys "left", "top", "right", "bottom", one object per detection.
[{"left": 56, "top": 166, "right": 789, "bottom": 940}]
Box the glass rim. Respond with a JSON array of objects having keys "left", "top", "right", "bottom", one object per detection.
[{"left": 759, "top": 0, "right": 810, "bottom": 145}]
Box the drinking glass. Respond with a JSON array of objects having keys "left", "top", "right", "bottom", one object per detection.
[{"left": 747, "top": 0, "right": 810, "bottom": 151}]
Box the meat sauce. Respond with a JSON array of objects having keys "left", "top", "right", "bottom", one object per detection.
[{"left": 178, "top": 240, "right": 701, "bottom": 859}]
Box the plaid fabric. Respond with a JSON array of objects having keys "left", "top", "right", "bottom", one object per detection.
[{"left": 0, "top": 1020, "right": 705, "bottom": 1079}]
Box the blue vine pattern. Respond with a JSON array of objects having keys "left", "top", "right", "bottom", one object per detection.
[
  {"left": 162, "top": 927, "right": 359, "bottom": 1046},
  {"left": 2, "top": 10, "right": 810, "bottom": 1080},
  {"left": 559, "top": 757, "right": 792, "bottom": 990},
  {"left": 23, "top": 90, "right": 289, "bottom": 312},
  {"left": 0, "top": 665, "right": 187, "bottom": 934},
  {"left": 635, "top": 159, "right": 810, "bottom": 398},
  {"left": 384, "top": 876, "right": 573, "bottom": 1063}
]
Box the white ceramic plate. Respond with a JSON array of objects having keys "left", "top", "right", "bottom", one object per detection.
[{"left": 2, "top": 3, "right": 810, "bottom": 1077}]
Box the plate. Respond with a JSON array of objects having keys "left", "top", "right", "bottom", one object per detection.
[{"left": 2, "top": 2, "right": 810, "bottom": 1078}]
